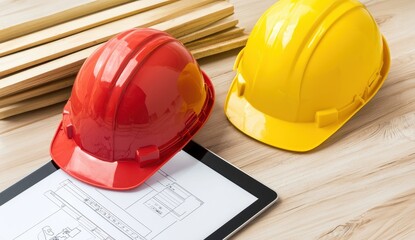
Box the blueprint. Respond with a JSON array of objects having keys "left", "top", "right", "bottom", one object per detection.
[{"left": 0, "top": 151, "right": 257, "bottom": 240}]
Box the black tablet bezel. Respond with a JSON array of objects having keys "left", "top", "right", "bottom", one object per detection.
[{"left": 0, "top": 141, "right": 278, "bottom": 239}]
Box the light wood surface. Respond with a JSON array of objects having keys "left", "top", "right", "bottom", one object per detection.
[
  {"left": 0, "top": 78, "right": 74, "bottom": 108},
  {"left": 0, "top": 0, "right": 131, "bottom": 42},
  {"left": 178, "top": 16, "right": 239, "bottom": 44},
  {"left": 0, "top": 0, "right": 174, "bottom": 56},
  {"left": 1, "top": 0, "right": 415, "bottom": 239},
  {"left": 0, "top": 0, "right": 220, "bottom": 77}
]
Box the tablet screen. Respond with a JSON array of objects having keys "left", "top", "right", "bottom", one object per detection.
[{"left": 0, "top": 150, "right": 258, "bottom": 239}]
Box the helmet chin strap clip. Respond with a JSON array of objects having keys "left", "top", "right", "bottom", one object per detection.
[
  {"left": 136, "top": 145, "right": 160, "bottom": 168},
  {"left": 66, "top": 124, "right": 74, "bottom": 139},
  {"left": 62, "top": 104, "right": 74, "bottom": 139},
  {"left": 236, "top": 74, "right": 246, "bottom": 96}
]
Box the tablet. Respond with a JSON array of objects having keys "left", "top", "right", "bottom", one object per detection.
[{"left": 0, "top": 141, "right": 277, "bottom": 240}]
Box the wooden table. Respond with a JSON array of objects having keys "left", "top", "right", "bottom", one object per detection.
[{"left": 1, "top": 0, "right": 415, "bottom": 239}]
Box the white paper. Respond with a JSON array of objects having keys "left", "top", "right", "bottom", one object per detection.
[{"left": 0, "top": 151, "right": 257, "bottom": 240}]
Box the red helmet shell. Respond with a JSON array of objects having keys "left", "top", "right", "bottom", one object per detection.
[{"left": 50, "top": 28, "right": 214, "bottom": 190}]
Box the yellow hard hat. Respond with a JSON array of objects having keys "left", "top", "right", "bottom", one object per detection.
[{"left": 225, "top": 0, "right": 390, "bottom": 152}]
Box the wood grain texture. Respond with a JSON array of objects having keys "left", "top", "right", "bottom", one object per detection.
[
  {"left": 0, "top": 0, "right": 131, "bottom": 42},
  {"left": 0, "top": 0, "right": 174, "bottom": 57},
  {"left": 0, "top": 78, "right": 74, "bottom": 108},
  {"left": 152, "top": 1, "right": 234, "bottom": 38},
  {"left": 178, "top": 16, "right": 238, "bottom": 44},
  {"left": 0, "top": 46, "right": 96, "bottom": 97},
  {"left": 0, "top": 88, "right": 71, "bottom": 119},
  {"left": 186, "top": 27, "right": 245, "bottom": 50},
  {"left": 190, "top": 33, "right": 248, "bottom": 59},
  {"left": 0, "top": 0, "right": 219, "bottom": 77},
  {"left": 1, "top": 0, "right": 415, "bottom": 239}
]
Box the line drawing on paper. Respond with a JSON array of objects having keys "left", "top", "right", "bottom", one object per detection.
[
  {"left": 14, "top": 169, "right": 203, "bottom": 240},
  {"left": 14, "top": 189, "right": 114, "bottom": 240},
  {"left": 59, "top": 180, "right": 147, "bottom": 240},
  {"left": 94, "top": 169, "right": 204, "bottom": 239},
  {"left": 143, "top": 170, "right": 203, "bottom": 220},
  {"left": 37, "top": 225, "right": 82, "bottom": 240}
]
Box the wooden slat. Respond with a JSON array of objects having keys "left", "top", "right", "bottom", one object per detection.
[
  {"left": 186, "top": 27, "right": 245, "bottom": 50},
  {"left": 0, "top": 0, "right": 131, "bottom": 42},
  {"left": 0, "top": 47, "right": 96, "bottom": 98},
  {"left": 0, "top": 0, "right": 219, "bottom": 78},
  {"left": 155, "top": 8, "right": 234, "bottom": 38},
  {"left": 0, "top": 88, "right": 72, "bottom": 119},
  {"left": 0, "top": 78, "right": 74, "bottom": 108},
  {"left": 0, "top": 1, "right": 234, "bottom": 97},
  {"left": 0, "top": 34, "right": 248, "bottom": 119},
  {"left": 178, "top": 16, "right": 238, "bottom": 44},
  {"left": 0, "top": 0, "right": 175, "bottom": 57},
  {"left": 191, "top": 34, "right": 248, "bottom": 59}
]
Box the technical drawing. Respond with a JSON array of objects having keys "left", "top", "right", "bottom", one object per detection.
[
  {"left": 38, "top": 226, "right": 81, "bottom": 240},
  {"left": 15, "top": 190, "right": 113, "bottom": 240},
  {"left": 60, "top": 180, "right": 148, "bottom": 240},
  {"left": 14, "top": 168, "right": 203, "bottom": 240},
  {"left": 144, "top": 181, "right": 203, "bottom": 220},
  {"left": 96, "top": 169, "right": 204, "bottom": 239}
]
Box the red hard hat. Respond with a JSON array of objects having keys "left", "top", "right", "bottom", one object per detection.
[{"left": 50, "top": 28, "right": 214, "bottom": 190}]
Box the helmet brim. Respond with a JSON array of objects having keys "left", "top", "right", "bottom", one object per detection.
[
  {"left": 51, "top": 71, "right": 214, "bottom": 190},
  {"left": 224, "top": 37, "right": 390, "bottom": 152}
]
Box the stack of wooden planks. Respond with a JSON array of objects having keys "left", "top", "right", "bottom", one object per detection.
[{"left": 0, "top": 0, "right": 248, "bottom": 119}]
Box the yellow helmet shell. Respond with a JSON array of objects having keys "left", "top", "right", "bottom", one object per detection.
[{"left": 225, "top": 0, "right": 390, "bottom": 152}]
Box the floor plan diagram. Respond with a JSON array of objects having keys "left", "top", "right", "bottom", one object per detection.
[{"left": 13, "top": 169, "right": 203, "bottom": 240}]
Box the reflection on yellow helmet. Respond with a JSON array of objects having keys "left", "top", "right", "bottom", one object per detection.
[{"left": 225, "top": 0, "right": 390, "bottom": 152}]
